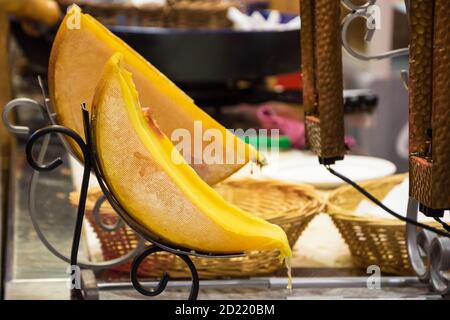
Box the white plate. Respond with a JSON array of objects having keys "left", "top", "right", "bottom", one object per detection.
[{"left": 262, "top": 154, "right": 397, "bottom": 188}]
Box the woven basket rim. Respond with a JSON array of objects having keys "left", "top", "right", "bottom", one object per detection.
[
  {"left": 327, "top": 173, "right": 402, "bottom": 224},
  {"left": 224, "top": 178, "right": 325, "bottom": 220},
  {"left": 71, "top": 177, "right": 325, "bottom": 220},
  {"left": 73, "top": 177, "right": 324, "bottom": 278},
  {"left": 326, "top": 173, "right": 443, "bottom": 227}
]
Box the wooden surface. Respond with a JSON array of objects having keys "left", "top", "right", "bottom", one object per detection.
[
  {"left": 300, "top": 0, "right": 345, "bottom": 159},
  {"left": 409, "top": 0, "right": 450, "bottom": 209}
]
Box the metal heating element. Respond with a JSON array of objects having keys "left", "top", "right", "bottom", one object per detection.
[{"left": 300, "top": 0, "right": 450, "bottom": 295}]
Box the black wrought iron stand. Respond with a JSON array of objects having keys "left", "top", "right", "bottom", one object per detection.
[
  {"left": 26, "top": 120, "right": 91, "bottom": 300},
  {"left": 23, "top": 104, "right": 210, "bottom": 300},
  {"left": 3, "top": 76, "right": 248, "bottom": 300}
]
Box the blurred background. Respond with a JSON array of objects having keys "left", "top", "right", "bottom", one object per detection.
[
  {"left": 5, "top": 0, "right": 409, "bottom": 171},
  {"left": 0, "top": 0, "right": 419, "bottom": 300}
]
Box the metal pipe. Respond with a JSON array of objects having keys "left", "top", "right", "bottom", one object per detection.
[{"left": 97, "top": 277, "right": 424, "bottom": 291}]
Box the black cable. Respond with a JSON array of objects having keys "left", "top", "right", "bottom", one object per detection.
[
  {"left": 434, "top": 217, "right": 450, "bottom": 233},
  {"left": 325, "top": 165, "right": 450, "bottom": 238}
]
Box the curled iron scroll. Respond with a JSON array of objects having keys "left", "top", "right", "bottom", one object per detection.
[
  {"left": 341, "top": 0, "right": 409, "bottom": 61},
  {"left": 407, "top": 198, "right": 450, "bottom": 295},
  {"left": 2, "top": 97, "right": 145, "bottom": 270},
  {"left": 26, "top": 124, "right": 92, "bottom": 299},
  {"left": 130, "top": 246, "right": 200, "bottom": 300}
]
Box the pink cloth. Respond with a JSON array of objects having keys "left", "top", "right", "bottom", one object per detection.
[
  {"left": 256, "top": 104, "right": 355, "bottom": 150},
  {"left": 257, "top": 104, "right": 305, "bottom": 148}
]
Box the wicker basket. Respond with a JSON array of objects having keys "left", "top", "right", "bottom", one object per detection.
[
  {"left": 57, "top": 0, "right": 238, "bottom": 29},
  {"left": 168, "top": 1, "right": 236, "bottom": 29},
  {"left": 327, "top": 174, "right": 443, "bottom": 275},
  {"left": 71, "top": 178, "right": 324, "bottom": 279}
]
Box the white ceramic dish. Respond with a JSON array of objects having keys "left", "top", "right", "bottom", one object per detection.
[{"left": 262, "top": 153, "right": 397, "bottom": 188}]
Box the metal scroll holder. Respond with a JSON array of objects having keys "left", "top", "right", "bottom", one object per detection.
[
  {"left": 341, "top": 0, "right": 450, "bottom": 295},
  {"left": 3, "top": 78, "right": 242, "bottom": 300}
]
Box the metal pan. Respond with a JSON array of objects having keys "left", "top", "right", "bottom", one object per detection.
[{"left": 12, "top": 21, "right": 300, "bottom": 84}]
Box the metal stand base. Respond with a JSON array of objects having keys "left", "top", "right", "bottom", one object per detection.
[
  {"left": 23, "top": 106, "right": 205, "bottom": 300},
  {"left": 407, "top": 198, "right": 450, "bottom": 296}
]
